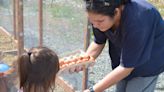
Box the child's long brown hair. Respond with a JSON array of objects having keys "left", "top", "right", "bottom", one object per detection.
[{"left": 17, "top": 47, "right": 59, "bottom": 92}]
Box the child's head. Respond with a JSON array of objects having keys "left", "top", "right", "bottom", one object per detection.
[{"left": 17, "top": 47, "right": 59, "bottom": 92}]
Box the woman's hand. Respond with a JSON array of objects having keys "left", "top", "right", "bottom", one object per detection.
[
  {"left": 0, "top": 72, "right": 4, "bottom": 77},
  {"left": 69, "top": 41, "right": 104, "bottom": 73},
  {"left": 83, "top": 89, "right": 90, "bottom": 92},
  {"left": 89, "top": 65, "right": 134, "bottom": 91},
  {"left": 69, "top": 53, "right": 95, "bottom": 73}
]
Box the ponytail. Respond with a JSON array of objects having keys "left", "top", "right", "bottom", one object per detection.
[{"left": 18, "top": 52, "right": 31, "bottom": 89}]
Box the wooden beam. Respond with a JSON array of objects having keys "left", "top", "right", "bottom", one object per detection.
[
  {"left": 82, "top": 21, "right": 91, "bottom": 91},
  {"left": 13, "top": 0, "right": 17, "bottom": 40},
  {"left": 3, "top": 50, "right": 18, "bottom": 55},
  {"left": 38, "top": 0, "right": 43, "bottom": 46},
  {"left": 16, "top": 0, "right": 24, "bottom": 56},
  {"left": 56, "top": 76, "right": 75, "bottom": 92}
]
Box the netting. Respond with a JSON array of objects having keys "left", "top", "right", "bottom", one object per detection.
[
  {"left": 0, "top": 0, "right": 87, "bottom": 92},
  {"left": 42, "top": 0, "right": 87, "bottom": 56},
  {"left": 0, "top": 0, "right": 87, "bottom": 56},
  {"left": 0, "top": 0, "right": 164, "bottom": 92}
]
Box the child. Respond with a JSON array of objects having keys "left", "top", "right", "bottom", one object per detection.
[{"left": 17, "top": 47, "right": 60, "bottom": 92}]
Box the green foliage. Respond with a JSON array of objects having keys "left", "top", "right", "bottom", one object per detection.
[
  {"left": 48, "top": 3, "right": 86, "bottom": 28},
  {"left": 49, "top": 4, "right": 76, "bottom": 18}
]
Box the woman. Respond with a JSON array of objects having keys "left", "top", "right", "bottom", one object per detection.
[{"left": 82, "top": 0, "right": 164, "bottom": 92}]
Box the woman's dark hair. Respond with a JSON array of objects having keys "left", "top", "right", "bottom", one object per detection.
[
  {"left": 18, "top": 47, "right": 59, "bottom": 92},
  {"left": 84, "top": 0, "right": 131, "bottom": 17}
]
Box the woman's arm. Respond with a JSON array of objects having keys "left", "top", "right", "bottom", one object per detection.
[
  {"left": 84, "top": 65, "right": 134, "bottom": 92},
  {"left": 72, "top": 41, "right": 105, "bottom": 72},
  {"left": 86, "top": 41, "right": 105, "bottom": 59}
]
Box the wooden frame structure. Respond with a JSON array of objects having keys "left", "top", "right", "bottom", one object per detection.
[
  {"left": 11, "top": 0, "right": 91, "bottom": 92},
  {"left": 14, "top": 0, "right": 24, "bottom": 56}
]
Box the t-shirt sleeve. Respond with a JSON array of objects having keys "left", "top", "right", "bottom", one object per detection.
[
  {"left": 93, "top": 27, "right": 107, "bottom": 44},
  {"left": 120, "top": 8, "right": 156, "bottom": 68}
]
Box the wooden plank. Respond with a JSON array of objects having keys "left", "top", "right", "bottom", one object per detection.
[
  {"left": 16, "top": 0, "right": 24, "bottom": 56},
  {"left": 0, "top": 27, "right": 12, "bottom": 37},
  {"left": 56, "top": 76, "right": 75, "bottom": 92},
  {"left": 38, "top": 0, "right": 43, "bottom": 46},
  {"left": 82, "top": 21, "right": 91, "bottom": 91},
  {"left": 3, "top": 50, "right": 18, "bottom": 55},
  {"left": 13, "top": 0, "right": 17, "bottom": 39}
]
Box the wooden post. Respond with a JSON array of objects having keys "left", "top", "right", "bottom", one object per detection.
[
  {"left": 16, "top": 0, "right": 24, "bottom": 56},
  {"left": 82, "top": 21, "right": 91, "bottom": 91},
  {"left": 38, "top": 0, "right": 43, "bottom": 46},
  {"left": 50, "top": 0, "right": 54, "bottom": 7},
  {"left": 13, "top": 0, "right": 17, "bottom": 39},
  {"left": 56, "top": 77, "right": 75, "bottom": 92}
]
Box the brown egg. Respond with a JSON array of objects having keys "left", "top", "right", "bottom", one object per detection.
[
  {"left": 76, "top": 60, "right": 82, "bottom": 64},
  {"left": 0, "top": 72, "right": 4, "bottom": 77},
  {"left": 69, "top": 62, "right": 75, "bottom": 66},
  {"left": 63, "top": 60, "right": 70, "bottom": 64},
  {"left": 59, "top": 61, "right": 65, "bottom": 66},
  {"left": 78, "top": 57, "right": 83, "bottom": 60},
  {"left": 71, "top": 58, "right": 78, "bottom": 63},
  {"left": 4, "top": 68, "right": 14, "bottom": 75},
  {"left": 60, "top": 64, "right": 66, "bottom": 69},
  {"left": 89, "top": 56, "right": 95, "bottom": 61}
]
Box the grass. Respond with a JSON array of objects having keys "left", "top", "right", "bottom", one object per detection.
[
  {"left": 48, "top": 1, "right": 84, "bottom": 18},
  {"left": 48, "top": 2, "right": 86, "bottom": 29},
  {"left": 47, "top": 0, "right": 164, "bottom": 31},
  {"left": 49, "top": 1, "right": 164, "bottom": 18},
  {"left": 49, "top": 4, "right": 77, "bottom": 18}
]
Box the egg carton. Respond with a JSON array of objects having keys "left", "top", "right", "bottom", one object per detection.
[{"left": 58, "top": 50, "right": 95, "bottom": 74}]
